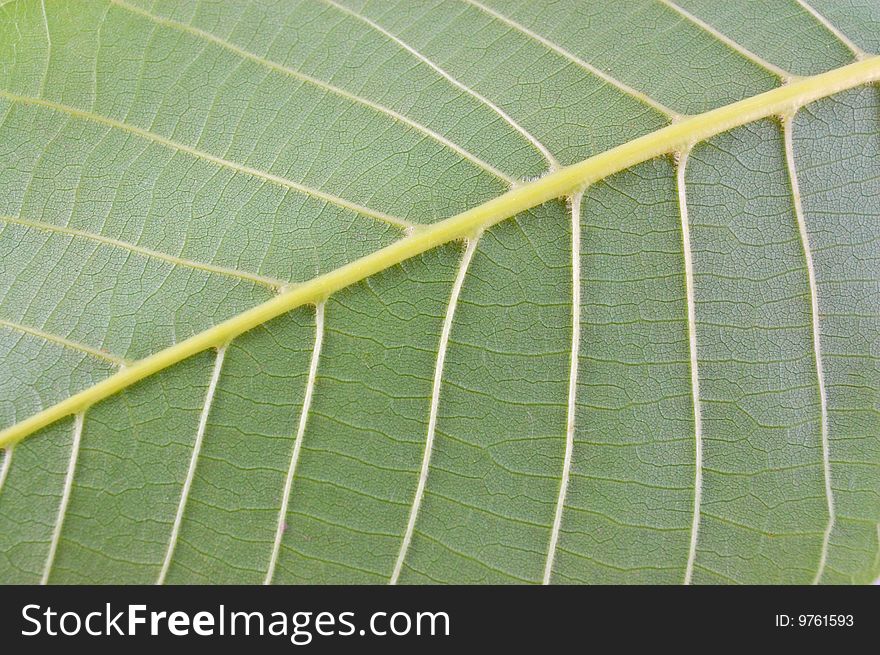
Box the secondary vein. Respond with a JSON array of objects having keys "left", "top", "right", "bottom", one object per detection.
[
  {"left": 783, "top": 115, "right": 834, "bottom": 584},
  {"left": 677, "top": 151, "right": 703, "bottom": 586},
  {"left": 265, "top": 303, "right": 325, "bottom": 585},
  {"left": 463, "top": 0, "right": 680, "bottom": 119},
  {"left": 795, "top": 0, "right": 867, "bottom": 60},
  {"left": 543, "top": 192, "right": 582, "bottom": 585},
  {"left": 0, "top": 318, "right": 129, "bottom": 366},
  {"left": 391, "top": 236, "right": 480, "bottom": 584},
  {"left": 41, "top": 412, "right": 84, "bottom": 584},
  {"left": 1, "top": 214, "right": 285, "bottom": 290},
  {"left": 156, "top": 345, "right": 227, "bottom": 584},
  {"left": 0, "top": 91, "right": 412, "bottom": 230},
  {"left": 658, "top": 0, "right": 793, "bottom": 79}
]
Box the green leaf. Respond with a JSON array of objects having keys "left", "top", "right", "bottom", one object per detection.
[{"left": 0, "top": 0, "right": 878, "bottom": 585}]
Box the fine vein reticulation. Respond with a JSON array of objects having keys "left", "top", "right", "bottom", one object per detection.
[
  {"left": 0, "top": 91, "right": 412, "bottom": 231},
  {"left": 109, "top": 0, "right": 514, "bottom": 187},
  {"left": 2, "top": 55, "right": 879, "bottom": 451}
]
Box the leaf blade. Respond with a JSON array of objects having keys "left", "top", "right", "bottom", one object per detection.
[{"left": 0, "top": 0, "right": 877, "bottom": 584}]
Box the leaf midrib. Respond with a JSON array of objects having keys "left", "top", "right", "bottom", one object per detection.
[{"left": 2, "top": 55, "right": 880, "bottom": 450}]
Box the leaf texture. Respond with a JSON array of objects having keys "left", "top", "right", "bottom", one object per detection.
[{"left": 0, "top": 0, "right": 878, "bottom": 584}]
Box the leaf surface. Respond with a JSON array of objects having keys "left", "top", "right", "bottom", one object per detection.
[{"left": 0, "top": 0, "right": 878, "bottom": 584}]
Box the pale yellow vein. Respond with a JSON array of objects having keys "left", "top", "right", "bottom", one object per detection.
[
  {"left": 264, "top": 302, "right": 325, "bottom": 585},
  {"left": 658, "top": 0, "right": 793, "bottom": 79},
  {"left": 3, "top": 56, "right": 879, "bottom": 451},
  {"left": 157, "top": 345, "right": 226, "bottom": 585},
  {"left": 677, "top": 150, "right": 703, "bottom": 586},
  {"left": 0, "top": 318, "right": 129, "bottom": 366},
  {"left": 38, "top": 0, "right": 50, "bottom": 97},
  {"left": 41, "top": 412, "right": 84, "bottom": 585},
  {"left": 795, "top": 0, "right": 867, "bottom": 60},
  {"left": 463, "top": 0, "right": 680, "bottom": 119},
  {"left": 544, "top": 192, "right": 582, "bottom": 585},
  {"left": 1, "top": 214, "right": 285, "bottom": 290},
  {"left": 782, "top": 114, "right": 834, "bottom": 585},
  {"left": 391, "top": 236, "right": 480, "bottom": 584}
]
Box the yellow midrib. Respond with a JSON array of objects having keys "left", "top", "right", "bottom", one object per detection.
[{"left": 2, "top": 55, "right": 879, "bottom": 448}]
